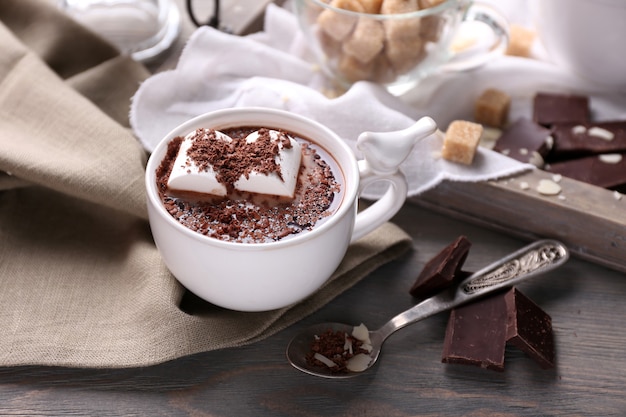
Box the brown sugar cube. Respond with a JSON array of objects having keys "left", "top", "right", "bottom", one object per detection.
[
  {"left": 418, "top": 0, "right": 446, "bottom": 8},
  {"left": 369, "top": 51, "right": 397, "bottom": 84},
  {"left": 382, "top": 0, "right": 421, "bottom": 41},
  {"left": 418, "top": 0, "right": 445, "bottom": 43},
  {"left": 328, "top": 0, "right": 364, "bottom": 12},
  {"left": 318, "top": 29, "right": 343, "bottom": 59},
  {"left": 317, "top": 0, "right": 364, "bottom": 41},
  {"left": 381, "top": 0, "right": 419, "bottom": 14},
  {"left": 337, "top": 53, "right": 376, "bottom": 82},
  {"left": 385, "top": 36, "right": 425, "bottom": 74},
  {"left": 506, "top": 24, "right": 537, "bottom": 57},
  {"left": 419, "top": 15, "right": 443, "bottom": 42},
  {"left": 338, "top": 51, "right": 397, "bottom": 83},
  {"left": 381, "top": 0, "right": 423, "bottom": 73},
  {"left": 381, "top": 0, "right": 420, "bottom": 41},
  {"left": 342, "top": 17, "right": 385, "bottom": 63},
  {"left": 359, "top": 0, "right": 384, "bottom": 13},
  {"left": 442, "top": 120, "right": 483, "bottom": 165},
  {"left": 474, "top": 88, "right": 511, "bottom": 128}
]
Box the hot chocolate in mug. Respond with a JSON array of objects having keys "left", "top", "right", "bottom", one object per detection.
[{"left": 145, "top": 108, "right": 437, "bottom": 311}]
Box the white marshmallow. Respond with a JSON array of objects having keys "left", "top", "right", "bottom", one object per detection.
[
  {"left": 167, "top": 129, "right": 232, "bottom": 196},
  {"left": 234, "top": 130, "right": 302, "bottom": 198},
  {"left": 167, "top": 129, "right": 302, "bottom": 198}
]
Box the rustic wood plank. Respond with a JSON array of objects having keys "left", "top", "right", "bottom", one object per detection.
[
  {"left": 1, "top": 205, "right": 626, "bottom": 416},
  {"left": 412, "top": 168, "right": 626, "bottom": 274}
]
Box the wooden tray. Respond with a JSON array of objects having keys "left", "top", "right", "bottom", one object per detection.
[{"left": 410, "top": 169, "right": 626, "bottom": 273}]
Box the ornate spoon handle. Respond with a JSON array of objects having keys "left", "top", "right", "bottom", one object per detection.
[{"left": 374, "top": 240, "right": 569, "bottom": 343}]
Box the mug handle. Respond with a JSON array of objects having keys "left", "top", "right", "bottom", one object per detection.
[
  {"left": 440, "top": 2, "right": 510, "bottom": 72},
  {"left": 351, "top": 117, "right": 437, "bottom": 243}
]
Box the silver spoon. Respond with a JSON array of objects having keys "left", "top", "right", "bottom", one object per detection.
[{"left": 287, "top": 239, "right": 569, "bottom": 378}]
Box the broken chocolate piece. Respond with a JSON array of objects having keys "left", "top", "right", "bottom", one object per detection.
[
  {"left": 442, "top": 287, "right": 555, "bottom": 371},
  {"left": 550, "top": 121, "right": 626, "bottom": 159},
  {"left": 409, "top": 236, "right": 471, "bottom": 299},
  {"left": 544, "top": 152, "right": 626, "bottom": 191},
  {"left": 493, "top": 118, "right": 553, "bottom": 166},
  {"left": 533, "top": 92, "right": 590, "bottom": 127},
  {"left": 441, "top": 289, "right": 509, "bottom": 371},
  {"left": 505, "top": 288, "right": 555, "bottom": 369}
]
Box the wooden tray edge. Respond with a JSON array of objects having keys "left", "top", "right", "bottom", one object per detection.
[{"left": 410, "top": 169, "right": 626, "bottom": 274}]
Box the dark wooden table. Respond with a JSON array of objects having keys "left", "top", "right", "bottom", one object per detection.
[
  {"left": 3, "top": 2, "right": 625, "bottom": 415},
  {"left": 2, "top": 202, "right": 625, "bottom": 416}
]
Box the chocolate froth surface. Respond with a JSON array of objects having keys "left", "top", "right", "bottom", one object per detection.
[{"left": 156, "top": 127, "right": 342, "bottom": 244}]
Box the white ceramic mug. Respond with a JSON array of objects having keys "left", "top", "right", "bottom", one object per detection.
[
  {"left": 145, "top": 108, "right": 436, "bottom": 311},
  {"left": 530, "top": 0, "right": 626, "bottom": 89}
]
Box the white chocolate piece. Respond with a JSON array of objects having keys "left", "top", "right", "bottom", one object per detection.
[
  {"left": 351, "top": 323, "right": 373, "bottom": 352},
  {"left": 599, "top": 153, "right": 623, "bottom": 164},
  {"left": 167, "top": 130, "right": 231, "bottom": 196},
  {"left": 313, "top": 353, "right": 338, "bottom": 368},
  {"left": 234, "top": 130, "right": 302, "bottom": 198},
  {"left": 528, "top": 151, "right": 545, "bottom": 168},
  {"left": 536, "top": 179, "right": 562, "bottom": 196},
  {"left": 352, "top": 323, "right": 371, "bottom": 343},
  {"left": 346, "top": 353, "right": 372, "bottom": 372},
  {"left": 588, "top": 126, "right": 615, "bottom": 141}
]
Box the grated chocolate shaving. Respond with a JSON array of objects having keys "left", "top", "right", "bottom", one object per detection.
[{"left": 186, "top": 127, "right": 291, "bottom": 193}]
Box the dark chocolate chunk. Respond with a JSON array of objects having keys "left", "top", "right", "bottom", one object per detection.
[
  {"left": 441, "top": 289, "right": 509, "bottom": 371},
  {"left": 409, "top": 236, "right": 471, "bottom": 299},
  {"left": 545, "top": 152, "right": 626, "bottom": 191},
  {"left": 550, "top": 121, "right": 626, "bottom": 159},
  {"left": 505, "top": 288, "right": 555, "bottom": 369},
  {"left": 493, "top": 118, "right": 553, "bottom": 166},
  {"left": 442, "top": 288, "right": 555, "bottom": 371},
  {"left": 533, "top": 92, "right": 590, "bottom": 127}
]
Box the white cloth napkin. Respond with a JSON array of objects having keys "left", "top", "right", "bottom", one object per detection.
[{"left": 130, "top": 1, "right": 626, "bottom": 198}]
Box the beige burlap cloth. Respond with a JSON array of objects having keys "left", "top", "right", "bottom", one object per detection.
[{"left": 0, "top": 0, "right": 412, "bottom": 368}]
